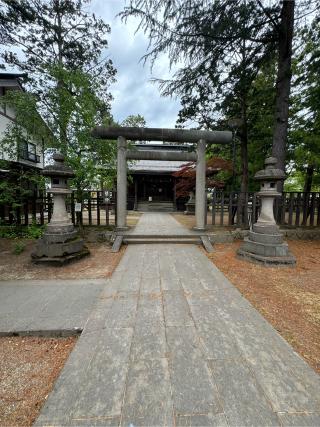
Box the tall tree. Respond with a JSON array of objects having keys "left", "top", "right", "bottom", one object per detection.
[
  {"left": 120, "top": 0, "right": 278, "bottom": 225},
  {"left": 267, "top": 0, "right": 295, "bottom": 189},
  {"left": 289, "top": 14, "right": 320, "bottom": 192},
  {"left": 0, "top": 0, "right": 117, "bottom": 195}
]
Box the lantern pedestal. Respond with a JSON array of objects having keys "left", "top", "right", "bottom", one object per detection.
[
  {"left": 184, "top": 191, "right": 195, "bottom": 215},
  {"left": 31, "top": 154, "right": 89, "bottom": 265},
  {"left": 237, "top": 157, "right": 296, "bottom": 266}
]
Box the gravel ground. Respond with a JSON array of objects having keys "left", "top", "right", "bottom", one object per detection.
[
  {"left": 205, "top": 240, "right": 320, "bottom": 374},
  {"left": 0, "top": 336, "right": 77, "bottom": 427},
  {"left": 0, "top": 240, "right": 125, "bottom": 280}
]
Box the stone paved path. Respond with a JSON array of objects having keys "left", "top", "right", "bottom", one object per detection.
[
  {"left": 36, "top": 213, "right": 320, "bottom": 426},
  {"left": 129, "top": 211, "right": 196, "bottom": 235},
  {"left": 0, "top": 279, "right": 105, "bottom": 334}
]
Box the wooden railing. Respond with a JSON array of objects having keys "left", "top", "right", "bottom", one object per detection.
[
  {"left": 210, "top": 191, "right": 320, "bottom": 228},
  {"left": 1, "top": 190, "right": 319, "bottom": 228},
  {"left": 0, "top": 190, "right": 116, "bottom": 227}
]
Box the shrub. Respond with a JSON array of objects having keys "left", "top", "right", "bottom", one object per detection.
[
  {"left": 12, "top": 241, "right": 25, "bottom": 255},
  {"left": 0, "top": 224, "right": 45, "bottom": 239}
]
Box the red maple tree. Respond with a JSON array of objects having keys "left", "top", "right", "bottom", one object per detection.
[{"left": 173, "top": 157, "right": 233, "bottom": 198}]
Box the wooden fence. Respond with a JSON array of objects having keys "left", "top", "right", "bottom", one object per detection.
[
  {"left": 0, "top": 191, "right": 116, "bottom": 227},
  {"left": 1, "top": 190, "right": 319, "bottom": 228},
  {"left": 210, "top": 191, "right": 320, "bottom": 228}
]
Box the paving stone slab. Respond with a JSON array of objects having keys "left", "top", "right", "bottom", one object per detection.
[
  {"left": 217, "top": 308, "right": 320, "bottom": 412},
  {"left": 163, "top": 291, "right": 194, "bottom": 327},
  {"left": 279, "top": 412, "right": 320, "bottom": 426},
  {"left": 140, "top": 276, "right": 161, "bottom": 294},
  {"left": 208, "top": 359, "right": 281, "bottom": 426},
  {"left": 166, "top": 327, "right": 222, "bottom": 415},
  {"left": 121, "top": 358, "right": 174, "bottom": 426},
  {"left": 197, "top": 322, "right": 242, "bottom": 360},
  {"left": 71, "top": 328, "right": 133, "bottom": 419},
  {"left": 175, "top": 413, "right": 228, "bottom": 427},
  {"left": 135, "top": 295, "right": 164, "bottom": 327},
  {"left": 104, "top": 295, "right": 138, "bottom": 329},
  {"left": 35, "top": 331, "right": 100, "bottom": 426},
  {"left": 130, "top": 323, "right": 166, "bottom": 360},
  {"left": 70, "top": 417, "right": 120, "bottom": 426}
]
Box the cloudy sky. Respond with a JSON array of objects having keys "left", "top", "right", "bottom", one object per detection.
[{"left": 90, "top": 0, "right": 181, "bottom": 128}]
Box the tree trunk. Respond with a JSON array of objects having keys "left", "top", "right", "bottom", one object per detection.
[
  {"left": 272, "top": 0, "right": 295, "bottom": 191},
  {"left": 238, "top": 36, "right": 249, "bottom": 228},
  {"left": 303, "top": 164, "right": 314, "bottom": 193},
  {"left": 239, "top": 118, "right": 249, "bottom": 228}
]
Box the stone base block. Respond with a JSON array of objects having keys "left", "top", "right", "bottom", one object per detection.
[
  {"left": 184, "top": 202, "right": 195, "bottom": 215},
  {"left": 253, "top": 223, "right": 280, "bottom": 235},
  {"left": 32, "top": 238, "right": 86, "bottom": 259},
  {"left": 45, "top": 224, "right": 75, "bottom": 234},
  {"left": 237, "top": 248, "right": 296, "bottom": 266},
  {"left": 193, "top": 226, "right": 207, "bottom": 232},
  {"left": 241, "top": 237, "right": 289, "bottom": 257},
  {"left": 248, "top": 230, "right": 283, "bottom": 245},
  {"left": 32, "top": 247, "right": 90, "bottom": 265},
  {"left": 43, "top": 230, "right": 78, "bottom": 244}
]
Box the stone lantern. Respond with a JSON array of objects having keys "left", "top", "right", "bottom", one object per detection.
[
  {"left": 238, "top": 157, "right": 296, "bottom": 266},
  {"left": 32, "top": 153, "right": 89, "bottom": 264}
]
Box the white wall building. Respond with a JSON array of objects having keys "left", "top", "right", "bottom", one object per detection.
[{"left": 0, "top": 72, "right": 44, "bottom": 171}]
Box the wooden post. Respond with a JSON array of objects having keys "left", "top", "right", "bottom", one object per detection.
[
  {"left": 295, "top": 192, "right": 301, "bottom": 226},
  {"left": 212, "top": 190, "right": 216, "bottom": 225},
  {"left": 220, "top": 192, "right": 224, "bottom": 226},
  {"left": 228, "top": 192, "right": 233, "bottom": 226},
  {"left": 252, "top": 193, "right": 257, "bottom": 225},
  {"left": 134, "top": 178, "right": 138, "bottom": 210},
  {"left": 288, "top": 192, "right": 294, "bottom": 226},
  {"left": 106, "top": 202, "right": 109, "bottom": 226},
  {"left": 88, "top": 192, "right": 92, "bottom": 225},
  {"left": 39, "top": 191, "right": 44, "bottom": 226},
  {"left": 281, "top": 192, "right": 286, "bottom": 225},
  {"left": 71, "top": 192, "right": 75, "bottom": 225},
  {"left": 310, "top": 192, "right": 316, "bottom": 226},
  {"left": 24, "top": 200, "right": 29, "bottom": 226},
  {"left": 302, "top": 192, "right": 309, "bottom": 226},
  {"left": 97, "top": 191, "right": 100, "bottom": 226},
  {"left": 32, "top": 190, "right": 37, "bottom": 223}
]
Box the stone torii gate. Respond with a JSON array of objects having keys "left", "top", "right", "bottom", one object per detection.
[{"left": 92, "top": 127, "right": 232, "bottom": 231}]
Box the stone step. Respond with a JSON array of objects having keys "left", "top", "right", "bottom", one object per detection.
[
  {"left": 123, "top": 236, "right": 201, "bottom": 244},
  {"left": 124, "top": 234, "right": 200, "bottom": 239},
  {"left": 136, "top": 201, "right": 175, "bottom": 212}
]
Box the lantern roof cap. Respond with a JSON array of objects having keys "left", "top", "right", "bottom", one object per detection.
[
  {"left": 254, "top": 157, "right": 286, "bottom": 181},
  {"left": 42, "top": 153, "right": 75, "bottom": 178}
]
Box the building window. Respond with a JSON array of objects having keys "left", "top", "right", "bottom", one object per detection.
[
  {"left": 0, "top": 87, "right": 6, "bottom": 115},
  {"left": 18, "top": 141, "right": 40, "bottom": 163}
]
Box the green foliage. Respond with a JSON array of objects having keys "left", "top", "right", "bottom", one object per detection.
[
  {"left": 12, "top": 241, "right": 25, "bottom": 255},
  {"left": 121, "top": 114, "right": 146, "bottom": 128},
  {"left": 289, "top": 15, "right": 320, "bottom": 191},
  {"left": 0, "top": 161, "right": 45, "bottom": 211},
  {"left": 0, "top": 0, "right": 117, "bottom": 197},
  {"left": 0, "top": 223, "right": 44, "bottom": 239}
]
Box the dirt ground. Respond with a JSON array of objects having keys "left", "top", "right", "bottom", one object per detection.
[
  {"left": 172, "top": 212, "right": 235, "bottom": 231},
  {"left": 205, "top": 240, "right": 320, "bottom": 374},
  {"left": 0, "top": 239, "right": 125, "bottom": 280},
  {"left": 0, "top": 336, "right": 77, "bottom": 427}
]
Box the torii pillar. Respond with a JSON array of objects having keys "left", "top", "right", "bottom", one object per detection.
[
  {"left": 194, "top": 139, "right": 206, "bottom": 231},
  {"left": 116, "top": 136, "right": 128, "bottom": 230}
]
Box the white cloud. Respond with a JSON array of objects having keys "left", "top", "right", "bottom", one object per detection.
[{"left": 89, "top": 0, "right": 181, "bottom": 128}]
